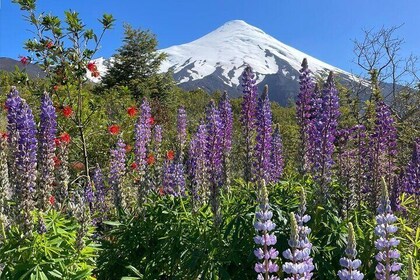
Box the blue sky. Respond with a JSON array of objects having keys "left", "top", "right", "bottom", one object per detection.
[{"left": 1, "top": 0, "right": 419, "bottom": 74}]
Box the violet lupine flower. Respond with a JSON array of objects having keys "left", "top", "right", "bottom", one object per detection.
[
  {"left": 162, "top": 161, "right": 186, "bottom": 196},
  {"left": 296, "top": 58, "right": 317, "bottom": 173},
  {"left": 282, "top": 188, "right": 314, "bottom": 280},
  {"left": 253, "top": 181, "right": 279, "bottom": 280},
  {"left": 254, "top": 85, "right": 273, "bottom": 183},
  {"left": 401, "top": 139, "right": 419, "bottom": 195},
  {"left": 374, "top": 178, "right": 402, "bottom": 280},
  {"left": 338, "top": 222, "right": 364, "bottom": 280},
  {"left": 311, "top": 72, "right": 340, "bottom": 196},
  {"left": 55, "top": 138, "right": 70, "bottom": 209},
  {"left": 205, "top": 100, "right": 223, "bottom": 225},
  {"left": 109, "top": 138, "right": 126, "bottom": 211},
  {"left": 38, "top": 92, "right": 57, "bottom": 210},
  {"left": 134, "top": 98, "right": 152, "bottom": 179},
  {"left": 270, "top": 124, "right": 284, "bottom": 183},
  {"left": 218, "top": 91, "right": 233, "bottom": 185},
  {"left": 15, "top": 98, "right": 38, "bottom": 233},
  {"left": 366, "top": 101, "right": 398, "bottom": 209},
  {"left": 240, "top": 66, "right": 258, "bottom": 182},
  {"left": 187, "top": 120, "right": 208, "bottom": 207},
  {"left": 92, "top": 165, "right": 106, "bottom": 223},
  {"left": 177, "top": 107, "right": 187, "bottom": 160},
  {"left": 154, "top": 125, "right": 163, "bottom": 149}
]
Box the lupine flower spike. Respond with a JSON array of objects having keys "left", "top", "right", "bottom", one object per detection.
[
  {"left": 374, "top": 178, "right": 402, "bottom": 280},
  {"left": 407, "top": 256, "right": 415, "bottom": 280},
  {"left": 218, "top": 91, "right": 233, "bottom": 185},
  {"left": 253, "top": 180, "right": 279, "bottom": 280},
  {"left": 177, "top": 107, "right": 187, "bottom": 161},
  {"left": 338, "top": 222, "right": 364, "bottom": 280}
]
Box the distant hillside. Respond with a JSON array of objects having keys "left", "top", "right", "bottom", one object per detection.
[{"left": 0, "top": 57, "right": 46, "bottom": 78}]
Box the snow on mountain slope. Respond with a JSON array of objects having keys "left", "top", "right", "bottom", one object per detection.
[{"left": 159, "top": 20, "right": 352, "bottom": 97}]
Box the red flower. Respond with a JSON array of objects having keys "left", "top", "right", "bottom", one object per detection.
[
  {"left": 46, "top": 41, "right": 53, "bottom": 49},
  {"left": 19, "top": 56, "right": 30, "bottom": 65},
  {"left": 127, "top": 106, "right": 138, "bottom": 117},
  {"left": 71, "top": 161, "right": 85, "bottom": 171},
  {"left": 166, "top": 150, "right": 175, "bottom": 161},
  {"left": 147, "top": 154, "right": 155, "bottom": 165},
  {"left": 130, "top": 162, "right": 138, "bottom": 170},
  {"left": 125, "top": 144, "right": 132, "bottom": 153},
  {"left": 91, "top": 70, "right": 100, "bottom": 78},
  {"left": 59, "top": 132, "right": 71, "bottom": 144},
  {"left": 53, "top": 85, "right": 59, "bottom": 91},
  {"left": 87, "top": 61, "right": 96, "bottom": 72},
  {"left": 0, "top": 132, "right": 8, "bottom": 140},
  {"left": 148, "top": 117, "right": 155, "bottom": 125},
  {"left": 108, "top": 124, "right": 120, "bottom": 135},
  {"left": 54, "top": 138, "right": 61, "bottom": 146},
  {"left": 49, "top": 195, "right": 56, "bottom": 205},
  {"left": 158, "top": 186, "right": 165, "bottom": 196},
  {"left": 3, "top": 102, "right": 9, "bottom": 111},
  {"left": 53, "top": 156, "right": 61, "bottom": 167},
  {"left": 62, "top": 106, "right": 73, "bottom": 118}
]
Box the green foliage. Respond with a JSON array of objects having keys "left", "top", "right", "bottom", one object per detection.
[{"left": 0, "top": 210, "right": 98, "bottom": 280}]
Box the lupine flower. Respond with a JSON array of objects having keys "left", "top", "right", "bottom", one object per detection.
[
  {"left": 282, "top": 187, "right": 314, "bottom": 280},
  {"left": 366, "top": 101, "right": 398, "bottom": 209},
  {"left": 134, "top": 98, "right": 152, "bottom": 179},
  {"left": 38, "top": 92, "right": 57, "bottom": 210},
  {"left": 374, "top": 178, "right": 402, "bottom": 280},
  {"left": 407, "top": 256, "right": 415, "bottom": 280},
  {"left": 0, "top": 134, "right": 11, "bottom": 227},
  {"left": 62, "top": 106, "right": 73, "bottom": 118},
  {"left": 254, "top": 85, "right": 273, "bottom": 183},
  {"left": 253, "top": 181, "right": 279, "bottom": 280},
  {"left": 296, "top": 58, "right": 317, "bottom": 173},
  {"left": 108, "top": 124, "right": 120, "bottom": 135},
  {"left": 187, "top": 120, "right": 208, "bottom": 208},
  {"left": 205, "top": 100, "right": 223, "bottom": 225},
  {"left": 218, "top": 91, "right": 233, "bottom": 184},
  {"left": 401, "top": 139, "right": 419, "bottom": 195},
  {"left": 177, "top": 107, "right": 187, "bottom": 160},
  {"left": 162, "top": 161, "right": 185, "bottom": 196},
  {"left": 55, "top": 136, "right": 70, "bottom": 208},
  {"left": 154, "top": 125, "right": 163, "bottom": 147},
  {"left": 270, "top": 124, "right": 284, "bottom": 183},
  {"left": 240, "top": 66, "right": 258, "bottom": 182},
  {"left": 127, "top": 106, "right": 138, "bottom": 117},
  {"left": 109, "top": 138, "right": 127, "bottom": 212},
  {"left": 338, "top": 222, "right": 364, "bottom": 280},
  {"left": 15, "top": 96, "right": 38, "bottom": 233},
  {"left": 92, "top": 165, "right": 106, "bottom": 225},
  {"left": 311, "top": 71, "right": 340, "bottom": 196}
]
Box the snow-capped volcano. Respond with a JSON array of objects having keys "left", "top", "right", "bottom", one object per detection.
[{"left": 159, "top": 20, "right": 354, "bottom": 105}]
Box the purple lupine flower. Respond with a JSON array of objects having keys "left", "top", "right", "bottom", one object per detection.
[
  {"left": 218, "top": 91, "right": 233, "bottom": 185},
  {"left": 338, "top": 222, "right": 364, "bottom": 280},
  {"left": 374, "top": 179, "right": 402, "bottom": 280},
  {"left": 15, "top": 97, "right": 38, "bottom": 233},
  {"left": 162, "top": 161, "right": 186, "bottom": 197},
  {"left": 270, "top": 124, "right": 284, "bottom": 183},
  {"left": 177, "top": 107, "right": 187, "bottom": 160},
  {"left": 187, "top": 120, "right": 208, "bottom": 208},
  {"left": 253, "top": 181, "right": 279, "bottom": 280},
  {"left": 55, "top": 137, "right": 70, "bottom": 209},
  {"left": 282, "top": 188, "right": 314, "bottom": 280},
  {"left": 206, "top": 100, "right": 223, "bottom": 225},
  {"left": 311, "top": 71, "right": 340, "bottom": 196},
  {"left": 401, "top": 139, "right": 419, "bottom": 195},
  {"left": 154, "top": 125, "right": 163, "bottom": 148},
  {"left": 254, "top": 85, "right": 273, "bottom": 183},
  {"left": 366, "top": 101, "right": 398, "bottom": 209},
  {"left": 92, "top": 165, "right": 106, "bottom": 224},
  {"left": 0, "top": 134, "right": 11, "bottom": 227},
  {"left": 109, "top": 137, "right": 126, "bottom": 211},
  {"left": 134, "top": 98, "right": 152, "bottom": 179},
  {"left": 240, "top": 66, "right": 258, "bottom": 182},
  {"left": 38, "top": 92, "right": 57, "bottom": 210},
  {"left": 296, "top": 59, "right": 317, "bottom": 173}
]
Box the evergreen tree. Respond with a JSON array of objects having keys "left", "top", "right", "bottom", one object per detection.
[{"left": 101, "top": 24, "right": 173, "bottom": 101}]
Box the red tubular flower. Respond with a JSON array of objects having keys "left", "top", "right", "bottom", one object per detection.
[
  {"left": 46, "top": 41, "right": 53, "bottom": 49},
  {"left": 53, "top": 156, "right": 61, "bottom": 167},
  {"left": 0, "top": 132, "right": 8, "bottom": 140},
  {"left": 49, "top": 195, "right": 56, "bottom": 205},
  {"left": 166, "top": 150, "right": 175, "bottom": 161},
  {"left": 125, "top": 144, "right": 132, "bottom": 153},
  {"left": 130, "top": 162, "right": 138, "bottom": 170},
  {"left": 19, "top": 56, "right": 30, "bottom": 65},
  {"left": 62, "top": 106, "right": 73, "bottom": 118},
  {"left": 59, "top": 132, "right": 71, "bottom": 144},
  {"left": 148, "top": 117, "right": 155, "bottom": 125},
  {"left": 87, "top": 62, "right": 96, "bottom": 72},
  {"left": 147, "top": 154, "right": 155, "bottom": 165},
  {"left": 53, "top": 85, "right": 59, "bottom": 91},
  {"left": 71, "top": 161, "right": 85, "bottom": 171},
  {"left": 127, "top": 106, "right": 138, "bottom": 117},
  {"left": 54, "top": 138, "right": 61, "bottom": 146},
  {"left": 108, "top": 124, "right": 121, "bottom": 135},
  {"left": 158, "top": 186, "right": 165, "bottom": 196}
]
